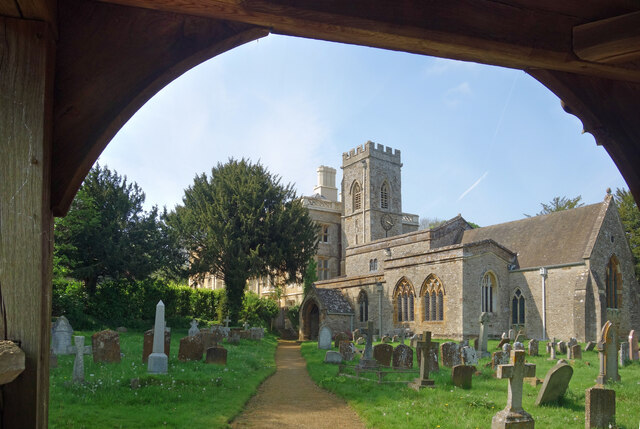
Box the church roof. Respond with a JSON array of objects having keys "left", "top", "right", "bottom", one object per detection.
[
  {"left": 461, "top": 198, "right": 609, "bottom": 269},
  {"left": 316, "top": 288, "right": 354, "bottom": 314}
]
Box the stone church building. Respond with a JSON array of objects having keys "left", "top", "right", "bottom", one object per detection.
[{"left": 299, "top": 141, "right": 639, "bottom": 343}]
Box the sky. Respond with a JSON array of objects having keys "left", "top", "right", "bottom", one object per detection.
[{"left": 98, "top": 34, "right": 629, "bottom": 228}]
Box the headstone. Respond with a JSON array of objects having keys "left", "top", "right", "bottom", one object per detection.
[
  {"left": 585, "top": 341, "right": 596, "bottom": 352},
  {"left": 409, "top": 331, "right": 435, "bottom": 390},
  {"left": 491, "top": 351, "right": 510, "bottom": 370},
  {"left": 318, "top": 326, "right": 332, "bottom": 350},
  {"left": 501, "top": 332, "right": 508, "bottom": 340},
  {"left": 514, "top": 330, "right": 525, "bottom": 344},
  {"left": 223, "top": 317, "right": 231, "bottom": 328},
  {"left": 249, "top": 327, "right": 264, "bottom": 340},
  {"left": 352, "top": 328, "right": 360, "bottom": 340},
  {"left": 400, "top": 330, "right": 406, "bottom": 345},
  {"left": 497, "top": 338, "right": 510, "bottom": 350},
  {"left": 567, "top": 337, "right": 578, "bottom": 349},
  {"left": 478, "top": 312, "right": 490, "bottom": 358},
  {"left": 513, "top": 342, "right": 524, "bottom": 351},
  {"left": 492, "top": 350, "right": 536, "bottom": 428},
  {"left": 596, "top": 320, "right": 619, "bottom": 384},
  {"left": 227, "top": 332, "right": 240, "bottom": 345},
  {"left": 243, "top": 322, "right": 250, "bottom": 330},
  {"left": 548, "top": 339, "right": 557, "bottom": 360},
  {"left": 381, "top": 335, "right": 392, "bottom": 344},
  {"left": 527, "top": 339, "right": 538, "bottom": 357},
  {"left": 188, "top": 320, "right": 199, "bottom": 337},
  {"left": 461, "top": 346, "right": 478, "bottom": 365},
  {"left": 508, "top": 329, "right": 515, "bottom": 341},
  {"left": 373, "top": 343, "right": 393, "bottom": 366},
  {"left": 392, "top": 344, "right": 413, "bottom": 369},
  {"left": 147, "top": 300, "right": 168, "bottom": 374},
  {"left": 92, "top": 330, "right": 121, "bottom": 363},
  {"left": 72, "top": 336, "right": 85, "bottom": 383},
  {"left": 557, "top": 341, "right": 567, "bottom": 354},
  {"left": 334, "top": 332, "right": 349, "bottom": 348},
  {"left": 51, "top": 316, "right": 74, "bottom": 355},
  {"left": 392, "top": 335, "right": 399, "bottom": 343},
  {"left": 324, "top": 351, "right": 342, "bottom": 364},
  {"left": 452, "top": 364, "right": 475, "bottom": 389},
  {"left": 502, "top": 343, "right": 512, "bottom": 354},
  {"left": 355, "top": 337, "right": 365, "bottom": 345},
  {"left": 570, "top": 344, "right": 582, "bottom": 360},
  {"left": 178, "top": 335, "right": 204, "bottom": 362},
  {"left": 410, "top": 334, "right": 420, "bottom": 348},
  {"left": 358, "top": 321, "right": 377, "bottom": 368},
  {"left": 629, "top": 330, "right": 639, "bottom": 361},
  {"left": 205, "top": 345, "right": 227, "bottom": 365},
  {"left": 619, "top": 342, "right": 629, "bottom": 367},
  {"left": 440, "top": 342, "right": 461, "bottom": 367},
  {"left": 339, "top": 341, "right": 355, "bottom": 361},
  {"left": 585, "top": 386, "right": 615, "bottom": 428},
  {"left": 535, "top": 360, "right": 573, "bottom": 405},
  {"left": 142, "top": 328, "right": 171, "bottom": 363}
]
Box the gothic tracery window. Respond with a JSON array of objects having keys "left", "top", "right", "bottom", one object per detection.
[
  {"left": 605, "top": 255, "right": 622, "bottom": 309},
  {"left": 393, "top": 278, "right": 416, "bottom": 323},
  {"left": 421, "top": 275, "right": 445, "bottom": 321},
  {"left": 512, "top": 288, "right": 525, "bottom": 325},
  {"left": 352, "top": 181, "right": 362, "bottom": 211},
  {"left": 380, "top": 182, "right": 389, "bottom": 209},
  {"left": 358, "top": 290, "right": 368, "bottom": 322},
  {"left": 481, "top": 272, "right": 496, "bottom": 313}
]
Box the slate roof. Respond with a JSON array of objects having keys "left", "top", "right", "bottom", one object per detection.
[
  {"left": 461, "top": 199, "right": 608, "bottom": 269},
  {"left": 316, "top": 288, "right": 354, "bottom": 314}
]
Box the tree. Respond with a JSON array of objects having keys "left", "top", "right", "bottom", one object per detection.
[
  {"left": 419, "top": 217, "right": 445, "bottom": 230},
  {"left": 613, "top": 188, "right": 640, "bottom": 280},
  {"left": 167, "top": 159, "right": 318, "bottom": 323},
  {"left": 525, "top": 195, "right": 584, "bottom": 217},
  {"left": 55, "top": 165, "right": 181, "bottom": 295},
  {"left": 303, "top": 258, "right": 318, "bottom": 297}
]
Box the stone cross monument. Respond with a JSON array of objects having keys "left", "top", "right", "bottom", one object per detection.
[
  {"left": 147, "top": 300, "right": 168, "bottom": 374},
  {"left": 492, "top": 349, "right": 536, "bottom": 428},
  {"left": 410, "top": 331, "right": 435, "bottom": 390},
  {"left": 478, "top": 312, "right": 490, "bottom": 357},
  {"left": 223, "top": 317, "right": 231, "bottom": 328},
  {"left": 72, "top": 336, "right": 85, "bottom": 383},
  {"left": 358, "top": 321, "right": 377, "bottom": 369}
]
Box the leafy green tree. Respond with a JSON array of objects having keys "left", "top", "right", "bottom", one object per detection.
[
  {"left": 55, "top": 165, "right": 181, "bottom": 295},
  {"left": 303, "top": 258, "right": 318, "bottom": 297},
  {"left": 167, "top": 159, "right": 318, "bottom": 323},
  {"left": 525, "top": 195, "right": 584, "bottom": 217},
  {"left": 419, "top": 217, "right": 445, "bottom": 230},
  {"left": 613, "top": 188, "right": 640, "bottom": 280}
]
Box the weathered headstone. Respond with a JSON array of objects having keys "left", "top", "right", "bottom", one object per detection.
[
  {"left": 334, "top": 332, "right": 349, "bottom": 348},
  {"left": 492, "top": 350, "right": 536, "bottom": 428},
  {"left": 585, "top": 386, "right": 615, "bottom": 428},
  {"left": 358, "top": 321, "right": 377, "bottom": 369},
  {"left": 72, "top": 336, "right": 85, "bottom": 384},
  {"left": 497, "top": 338, "right": 510, "bottom": 350},
  {"left": 629, "top": 330, "right": 639, "bottom": 361},
  {"left": 619, "top": 342, "right": 630, "bottom": 367},
  {"left": 410, "top": 334, "right": 420, "bottom": 348},
  {"left": 318, "top": 326, "right": 332, "bottom": 350},
  {"left": 324, "top": 351, "right": 342, "bottom": 364},
  {"left": 585, "top": 341, "right": 596, "bottom": 352},
  {"left": 548, "top": 340, "right": 557, "bottom": 361},
  {"left": 502, "top": 343, "right": 512, "bottom": 354},
  {"left": 249, "top": 327, "right": 264, "bottom": 340},
  {"left": 478, "top": 312, "right": 490, "bottom": 358},
  {"left": 461, "top": 346, "right": 478, "bottom": 365},
  {"left": 188, "top": 320, "right": 199, "bottom": 337},
  {"left": 527, "top": 339, "right": 538, "bottom": 357},
  {"left": 399, "top": 330, "right": 406, "bottom": 345},
  {"left": 178, "top": 335, "right": 203, "bottom": 362},
  {"left": 596, "top": 320, "right": 619, "bottom": 384},
  {"left": 557, "top": 341, "right": 567, "bottom": 354},
  {"left": 205, "top": 345, "right": 227, "bottom": 365},
  {"left": 452, "top": 364, "right": 475, "bottom": 389},
  {"left": 440, "top": 342, "right": 461, "bottom": 367},
  {"left": 339, "top": 341, "right": 355, "bottom": 361},
  {"left": 535, "top": 360, "right": 573, "bottom": 405},
  {"left": 491, "top": 351, "right": 509, "bottom": 370},
  {"left": 142, "top": 328, "right": 171, "bottom": 364},
  {"left": 508, "top": 329, "right": 515, "bottom": 341},
  {"left": 51, "top": 316, "right": 74, "bottom": 355},
  {"left": 92, "top": 330, "right": 121, "bottom": 363},
  {"left": 381, "top": 335, "right": 392, "bottom": 344},
  {"left": 570, "top": 344, "right": 582, "bottom": 360},
  {"left": 514, "top": 330, "right": 525, "bottom": 344},
  {"left": 227, "top": 332, "right": 240, "bottom": 345},
  {"left": 243, "top": 322, "right": 250, "bottom": 330},
  {"left": 223, "top": 317, "right": 231, "bottom": 328},
  {"left": 392, "top": 344, "right": 413, "bottom": 369},
  {"left": 409, "top": 331, "right": 435, "bottom": 390},
  {"left": 513, "top": 342, "right": 524, "bottom": 351},
  {"left": 147, "top": 301, "right": 168, "bottom": 374},
  {"left": 373, "top": 343, "right": 393, "bottom": 366}
]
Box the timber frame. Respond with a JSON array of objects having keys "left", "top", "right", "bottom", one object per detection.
[{"left": 1, "top": 0, "right": 640, "bottom": 427}]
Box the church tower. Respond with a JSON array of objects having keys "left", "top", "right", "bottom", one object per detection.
[{"left": 341, "top": 141, "right": 403, "bottom": 248}]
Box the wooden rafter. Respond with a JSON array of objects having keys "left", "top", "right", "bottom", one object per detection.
[{"left": 573, "top": 11, "right": 640, "bottom": 63}]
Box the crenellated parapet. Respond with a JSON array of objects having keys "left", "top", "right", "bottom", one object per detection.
[{"left": 342, "top": 140, "right": 402, "bottom": 167}]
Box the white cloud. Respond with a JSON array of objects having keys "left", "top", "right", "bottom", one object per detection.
[{"left": 444, "top": 82, "right": 472, "bottom": 107}]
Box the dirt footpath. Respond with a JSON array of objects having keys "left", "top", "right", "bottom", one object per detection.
[{"left": 230, "top": 340, "right": 366, "bottom": 429}]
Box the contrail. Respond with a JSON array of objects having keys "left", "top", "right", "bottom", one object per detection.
[{"left": 458, "top": 171, "right": 489, "bottom": 201}]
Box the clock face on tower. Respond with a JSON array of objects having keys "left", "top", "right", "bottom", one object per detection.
[{"left": 381, "top": 213, "right": 395, "bottom": 231}]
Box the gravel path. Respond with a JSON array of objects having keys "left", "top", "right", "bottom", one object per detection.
[{"left": 230, "top": 340, "right": 366, "bottom": 429}]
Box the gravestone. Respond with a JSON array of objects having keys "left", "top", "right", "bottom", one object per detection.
[
  {"left": 492, "top": 350, "right": 536, "bottom": 428},
  {"left": 410, "top": 334, "right": 420, "bottom": 348},
  {"left": 548, "top": 340, "right": 557, "bottom": 361},
  {"left": 514, "top": 331, "right": 525, "bottom": 344},
  {"left": 535, "top": 360, "right": 573, "bottom": 405},
  {"left": 392, "top": 344, "right": 413, "bottom": 369},
  {"left": 147, "top": 300, "right": 168, "bottom": 374},
  {"left": 491, "top": 351, "right": 509, "bottom": 370},
  {"left": 205, "top": 345, "right": 227, "bottom": 365},
  {"left": 629, "top": 330, "right": 639, "bottom": 361},
  {"left": 619, "top": 342, "right": 629, "bottom": 367},
  {"left": 501, "top": 332, "right": 508, "bottom": 340},
  {"left": 478, "top": 312, "right": 490, "bottom": 358},
  {"left": 212, "top": 325, "right": 229, "bottom": 339},
  {"left": 440, "top": 342, "right": 461, "bottom": 367},
  {"left": 358, "top": 321, "right": 378, "bottom": 369},
  {"left": 399, "top": 331, "right": 406, "bottom": 345},
  {"left": 502, "top": 343, "right": 512, "bottom": 354},
  {"left": 527, "top": 339, "right": 538, "bottom": 357},
  {"left": 392, "top": 335, "right": 399, "bottom": 343},
  {"left": 92, "top": 330, "right": 121, "bottom": 363},
  {"left": 334, "top": 332, "right": 349, "bottom": 348},
  {"left": 497, "top": 338, "right": 510, "bottom": 350},
  {"left": 409, "top": 331, "right": 435, "bottom": 390},
  {"left": 249, "top": 327, "right": 264, "bottom": 340},
  {"left": 339, "top": 341, "right": 355, "bottom": 361},
  {"left": 508, "top": 329, "right": 515, "bottom": 340},
  {"left": 72, "top": 336, "right": 85, "bottom": 384},
  {"left": 585, "top": 341, "right": 596, "bottom": 352},
  {"left": 223, "top": 317, "right": 231, "bottom": 328},
  {"left": 227, "top": 332, "right": 240, "bottom": 345},
  {"left": 596, "top": 320, "right": 619, "bottom": 384},
  {"left": 188, "top": 319, "right": 199, "bottom": 337},
  {"left": 142, "top": 328, "right": 171, "bottom": 363},
  {"left": 355, "top": 337, "right": 365, "bottom": 345},
  {"left": 352, "top": 328, "right": 360, "bottom": 340},
  {"left": 461, "top": 346, "right": 478, "bottom": 365},
  {"left": 557, "top": 341, "right": 567, "bottom": 354},
  {"left": 243, "top": 322, "right": 250, "bottom": 330},
  {"left": 318, "top": 326, "right": 332, "bottom": 350},
  {"left": 585, "top": 386, "right": 615, "bottom": 428},
  {"left": 381, "top": 335, "right": 392, "bottom": 344},
  {"left": 324, "top": 351, "right": 342, "bottom": 364},
  {"left": 452, "top": 364, "right": 475, "bottom": 389},
  {"left": 570, "top": 344, "right": 582, "bottom": 360},
  {"left": 513, "top": 342, "right": 524, "bottom": 351},
  {"left": 178, "top": 335, "right": 203, "bottom": 362},
  {"left": 373, "top": 343, "right": 393, "bottom": 366},
  {"left": 51, "top": 316, "right": 74, "bottom": 355}
]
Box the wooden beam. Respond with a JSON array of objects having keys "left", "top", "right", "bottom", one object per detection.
[
  {"left": 94, "top": 0, "right": 640, "bottom": 83},
  {"left": 574, "top": 11, "right": 640, "bottom": 63},
  {"left": 0, "top": 0, "right": 21, "bottom": 17},
  {"left": 0, "top": 0, "right": 58, "bottom": 35},
  {"left": 0, "top": 16, "right": 54, "bottom": 429}
]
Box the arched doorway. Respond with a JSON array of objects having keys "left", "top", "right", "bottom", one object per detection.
[{"left": 302, "top": 300, "right": 320, "bottom": 340}]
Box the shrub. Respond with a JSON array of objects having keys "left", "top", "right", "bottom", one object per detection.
[
  {"left": 241, "top": 292, "right": 279, "bottom": 328},
  {"left": 287, "top": 304, "right": 300, "bottom": 331}
]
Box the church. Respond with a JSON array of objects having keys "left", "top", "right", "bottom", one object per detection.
[{"left": 299, "top": 141, "right": 639, "bottom": 343}]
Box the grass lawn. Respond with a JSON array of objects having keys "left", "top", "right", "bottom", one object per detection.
[
  {"left": 301, "top": 339, "right": 640, "bottom": 429},
  {"left": 49, "top": 330, "right": 277, "bottom": 428}
]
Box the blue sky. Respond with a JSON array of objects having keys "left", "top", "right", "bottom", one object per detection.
[{"left": 99, "top": 34, "right": 628, "bottom": 227}]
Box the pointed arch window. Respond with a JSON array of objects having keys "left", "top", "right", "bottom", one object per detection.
[
  {"left": 358, "top": 290, "right": 369, "bottom": 322},
  {"left": 605, "top": 255, "right": 622, "bottom": 309},
  {"left": 393, "top": 278, "right": 416, "bottom": 322},
  {"left": 481, "top": 272, "right": 496, "bottom": 313},
  {"left": 352, "top": 181, "right": 362, "bottom": 211},
  {"left": 421, "top": 275, "right": 445, "bottom": 321},
  {"left": 369, "top": 259, "right": 378, "bottom": 272},
  {"left": 380, "top": 182, "right": 389, "bottom": 209},
  {"left": 512, "top": 289, "right": 525, "bottom": 325}
]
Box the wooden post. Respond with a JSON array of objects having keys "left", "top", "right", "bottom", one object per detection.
[{"left": 0, "top": 17, "right": 55, "bottom": 428}]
